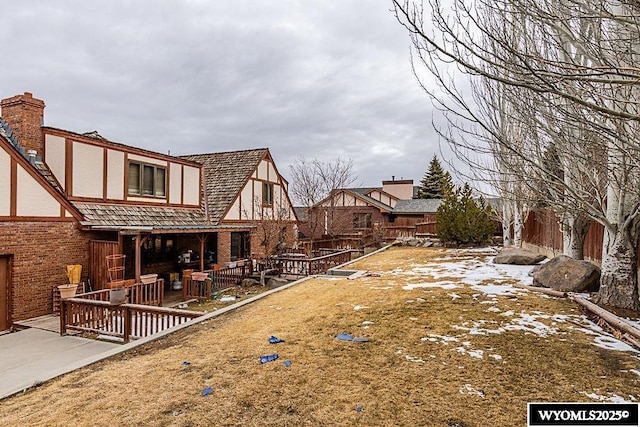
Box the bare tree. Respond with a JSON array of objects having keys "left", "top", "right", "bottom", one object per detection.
[
  {"left": 392, "top": 0, "right": 640, "bottom": 309},
  {"left": 289, "top": 157, "right": 357, "bottom": 252}
]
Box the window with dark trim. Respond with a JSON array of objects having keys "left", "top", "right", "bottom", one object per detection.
[
  {"left": 262, "top": 182, "right": 274, "bottom": 206},
  {"left": 353, "top": 213, "right": 372, "bottom": 229},
  {"left": 128, "top": 161, "right": 166, "bottom": 198}
]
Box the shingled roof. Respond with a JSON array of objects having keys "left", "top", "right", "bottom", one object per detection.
[
  {"left": 75, "top": 202, "right": 210, "bottom": 229},
  {"left": 181, "top": 148, "right": 269, "bottom": 224}
]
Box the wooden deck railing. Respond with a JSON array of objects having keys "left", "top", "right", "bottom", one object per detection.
[
  {"left": 60, "top": 298, "right": 201, "bottom": 343},
  {"left": 182, "top": 262, "right": 253, "bottom": 301},
  {"left": 54, "top": 280, "right": 164, "bottom": 314},
  {"left": 275, "top": 249, "right": 353, "bottom": 276}
]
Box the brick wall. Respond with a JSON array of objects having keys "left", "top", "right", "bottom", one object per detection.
[
  {"left": 217, "top": 231, "right": 231, "bottom": 264},
  {"left": 0, "top": 221, "right": 96, "bottom": 322}
]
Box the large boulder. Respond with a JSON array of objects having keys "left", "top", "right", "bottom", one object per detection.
[
  {"left": 493, "top": 248, "right": 546, "bottom": 265},
  {"left": 531, "top": 255, "right": 600, "bottom": 292}
]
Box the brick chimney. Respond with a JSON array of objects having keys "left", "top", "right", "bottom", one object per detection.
[{"left": 0, "top": 92, "right": 45, "bottom": 155}]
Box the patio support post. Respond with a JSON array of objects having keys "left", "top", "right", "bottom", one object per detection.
[
  {"left": 124, "top": 306, "right": 131, "bottom": 344},
  {"left": 59, "top": 299, "right": 66, "bottom": 336},
  {"left": 197, "top": 233, "right": 208, "bottom": 271},
  {"left": 135, "top": 233, "right": 142, "bottom": 283}
]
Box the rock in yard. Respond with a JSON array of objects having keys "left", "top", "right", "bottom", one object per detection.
[
  {"left": 493, "top": 248, "right": 546, "bottom": 265},
  {"left": 241, "top": 278, "right": 260, "bottom": 287},
  {"left": 531, "top": 255, "right": 600, "bottom": 292},
  {"left": 267, "top": 277, "right": 289, "bottom": 289}
]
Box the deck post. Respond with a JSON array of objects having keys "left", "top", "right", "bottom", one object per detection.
[
  {"left": 124, "top": 306, "right": 131, "bottom": 344},
  {"left": 59, "top": 299, "right": 67, "bottom": 336}
]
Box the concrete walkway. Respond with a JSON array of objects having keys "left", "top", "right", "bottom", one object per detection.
[{"left": 0, "top": 328, "right": 119, "bottom": 399}]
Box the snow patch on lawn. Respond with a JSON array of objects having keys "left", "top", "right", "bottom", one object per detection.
[
  {"left": 580, "top": 391, "right": 634, "bottom": 403},
  {"left": 459, "top": 384, "right": 485, "bottom": 398},
  {"left": 402, "top": 282, "right": 460, "bottom": 290},
  {"left": 421, "top": 334, "right": 459, "bottom": 345}
]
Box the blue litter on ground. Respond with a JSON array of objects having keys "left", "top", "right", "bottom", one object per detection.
[
  {"left": 181, "top": 361, "right": 191, "bottom": 366},
  {"left": 283, "top": 360, "right": 292, "bottom": 367},
  {"left": 201, "top": 387, "right": 213, "bottom": 396},
  {"left": 356, "top": 406, "right": 363, "bottom": 413},
  {"left": 269, "top": 335, "right": 285, "bottom": 344},
  {"left": 335, "top": 333, "right": 369, "bottom": 342},
  {"left": 260, "top": 353, "right": 279, "bottom": 364}
]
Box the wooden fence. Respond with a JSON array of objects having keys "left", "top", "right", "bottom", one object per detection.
[
  {"left": 182, "top": 262, "right": 253, "bottom": 301},
  {"left": 53, "top": 280, "right": 164, "bottom": 314},
  {"left": 59, "top": 298, "right": 200, "bottom": 343},
  {"left": 275, "top": 249, "right": 353, "bottom": 276},
  {"left": 523, "top": 209, "right": 605, "bottom": 262}
]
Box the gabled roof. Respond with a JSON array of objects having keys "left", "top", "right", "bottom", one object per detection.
[
  {"left": 314, "top": 188, "right": 394, "bottom": 213},
  {"left": 181, "top": 148, "right": 269, "bottom": 224}
]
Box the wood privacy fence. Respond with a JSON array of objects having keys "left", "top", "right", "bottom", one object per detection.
[
  {"left": 523, "top": 209, "right": 605, "bottom": 262},
  {"left": 275, "top": 249, "right": 353, "bottom": 276},
  {"left": 89, "top": 240, "right": 120, "bottom": 290}
]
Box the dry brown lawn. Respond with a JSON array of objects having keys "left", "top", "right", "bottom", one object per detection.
[{"left": 1, "top": 247, "right": 639, "bottom": 426}]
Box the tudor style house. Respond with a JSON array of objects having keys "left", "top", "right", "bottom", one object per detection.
[
  {"left": 0, "top": 92, "right": 296, "bottom": 330},
  {"left": 301, "top": 178, "right": 441, "bottom": 249}
]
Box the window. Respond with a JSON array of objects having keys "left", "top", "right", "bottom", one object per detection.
[
  {"left": 262, "top": 182, "right": 274, "bottom": 206},
  {"left": 353, "top": 213, "right": 372, "bottom": 229},
  {"left": 231, "top": 232, "right": 250, "bottom": 260},
  {"left": 128, "top": 161, "right": 166, "bottom": 198}
]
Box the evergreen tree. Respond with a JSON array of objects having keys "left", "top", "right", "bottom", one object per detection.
[
  {"left": 416, "top": 155, "right": 453, "bottom": 199},
  {"left": 436, "top": 183, "right": 495, "bottom": 245}
]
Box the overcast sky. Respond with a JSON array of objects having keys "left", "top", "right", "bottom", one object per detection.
[{"left": 2, "top": 1, "right": 453, "bottom": 189}]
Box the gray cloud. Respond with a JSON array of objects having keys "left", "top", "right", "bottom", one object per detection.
[{"left": 2, "top": 0, "right": 451, "bottom": 188}]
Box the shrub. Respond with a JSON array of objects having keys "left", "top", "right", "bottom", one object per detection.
[{"left": 436, "top": 183, "right": 495, "bottom": 245}]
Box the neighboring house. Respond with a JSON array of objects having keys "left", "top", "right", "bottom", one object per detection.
[
  {"left": 0, "top": 92, "right": 294, "bottom": 329},
  {"left": 181, "top": 149, "right": 298, "bottom": 260},
  {"left": 304, "top": 178, "right": 441, "bottom": 249}
]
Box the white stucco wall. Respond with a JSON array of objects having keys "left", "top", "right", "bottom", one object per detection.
[
  {"left": 128, "top": 153, "right": 167, "bottom": 167},
  {"left": 226, "top": 197, "right": 240, "bottom": 220},
  {"left": 268, "top": 162, "right": 277, "bottom": 183},
  {"left": 16, "top": 165, "right": 60, "bottom": 216},
  {"left": 106, "top": 149, "right": 125, "bottom": 200},
  {"left": 72, "top": 141, "right": 103, "bottom": 198},
  {"left": 257, "top": 160, "right": 268, "bottom": 180},
  {"left": 169, "top": 163, "right": 183, "bottom": 204},
  {"left": 44, "top": 134, "right": 66, "bottom": 189},
  {"left": 240, "top": 183, "right": 254, "bottom": 220},
  {"left": 0, "top": 149, "right": 10, "bottom": 216},
  {"left": 182, "top": 165, "right": 200, "bottom": 206}
]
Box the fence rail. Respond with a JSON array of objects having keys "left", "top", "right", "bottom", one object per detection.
[
  {"left": 60, "top": 298, "right": 201, "bottom": 343},
  {"left": 275, "top": 249, "right": 353, "bottom": 276},
  {"left": 182, "top": 262, "right": 253, "bottom": 301}
]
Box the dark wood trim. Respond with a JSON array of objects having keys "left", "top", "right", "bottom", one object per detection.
[
  {"left": 65, "top": 196, "right": 202, "bottom": 208},
  {"left": 0, "top": 256, "right": 13, "bottom": 331},
  {"left": 166, "top": 161, "right": 171, "bottom": 204},
  {"left": 10, "top": 159, "right": 17, "bottom": 217},
  {"left": 180, "top": 165, "right": 184, "bottom": 205},
  {"left": 103, "top": 147, "right": 108, "bottom": 200},
  {"left": 65, "top": 138, "right": 73, "bottom": 196},
  {"left": 251, "top": 179, "right": 255, "bottom": 220},
  {"left": 43, "top": 127, "right": 202, "bottom": 168},
  {"left": 0, "top": 216, "right": 77, "bottom": 222}
]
